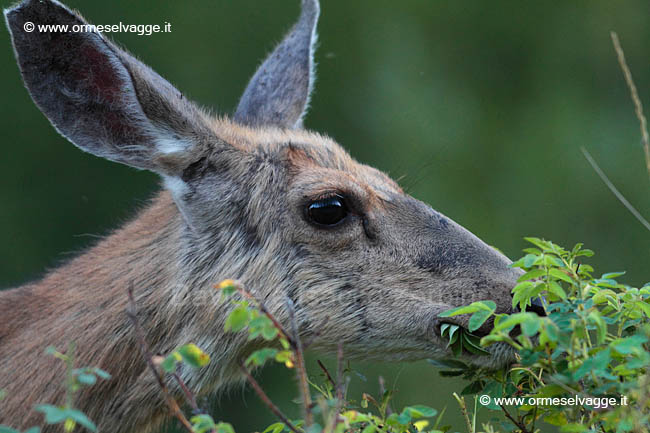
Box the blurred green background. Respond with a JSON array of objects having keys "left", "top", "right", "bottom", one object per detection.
[{"left": 1, "top": 0, "right": 649, "bottom": 431}]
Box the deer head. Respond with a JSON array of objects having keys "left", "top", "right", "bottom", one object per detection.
[{"left": 3, "top": 0, "right": 536, "bottom": 397}]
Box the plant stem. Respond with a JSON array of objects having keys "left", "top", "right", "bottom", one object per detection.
[
  {"left": 499, "top": 404, "right": 531, "bottom": 433},
  {"left": 610, "top": 31, "right": 650, "bottom": 182},
  {"left": 453, "top": 393, "right": 473, "bottom": 433},
  {"left": 287, "top": 298, "right": 313, "bottom": 427},
  {"left": 126, "top": 287, "right": 196, "bottom": 433},
  {"left": 65, "top": 342, "right": 76, "bottom": 409},
  {"left": 317, "top": 359, "right": 335, "bottom": 390},
  {"left": 239, "top": 363, "right": 301, "bottom": 433},
  {"left": 173, "top": 371, "right": 202, "bottom": 415},
  {"left": 235, "top": 286, "right": 295, "bottom": 347}
]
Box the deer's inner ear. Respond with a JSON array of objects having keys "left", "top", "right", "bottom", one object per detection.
[{"left": 234, "top": 0, "right": 319, "bottom": 129}]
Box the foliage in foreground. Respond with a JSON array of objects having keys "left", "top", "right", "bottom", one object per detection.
[
  {"left": 436, "top": 238, "right": 650, "bottom": 433},
  {"left": 1, "top": 239, "right": 648, "bottom": 433}
]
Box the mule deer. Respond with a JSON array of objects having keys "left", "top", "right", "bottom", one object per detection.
[{"left": 1, "top": 0, "right": 542, "bottom": 431}]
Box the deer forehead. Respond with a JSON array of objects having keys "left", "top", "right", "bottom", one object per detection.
[{"left": 207, "top": 118, "right": 402, "bottom": 204}]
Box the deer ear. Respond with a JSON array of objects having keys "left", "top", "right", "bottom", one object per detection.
[
  {"left": 234, "top": 0, "right": 319, "bottom": 129},
  {"left": 4, "top": 0, "right": 210, "bottom": 175}
]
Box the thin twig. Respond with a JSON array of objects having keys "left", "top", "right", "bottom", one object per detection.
[
  {"left": 318, "top": 342, "right": 347, "bottom": 433},
  {"left": 499, "top": 404, "right": 531, "bottom": 433},
  {"left": 173, "top": 371, "right": 202, "bottom": 415},
  {"left": 239, "top": 363, "right": 301, "bottom": 433},
  {"left": 335, "top": 343, "right": 345, "bottom": 403},
  {"left": 581, "top": 147, "right": 650, "bottom": 232},
  {"left": 325, "top": 343, "right": 347, "bottom": 432},
  {"left": 234, "top": 286, "right": 295, "bottom": 347},
  {"left": 286, "top": 298, "right": 313, "bottom": 427},
  {"left": 362, "top": 393, "right": 380, "bottom": 409},
  {"left": 610, "top": 31, "right": 650, "bottom": 181},
  {"left": 317, "top": 359, "right": 336, "bottom": 389},
  {"left": 378, "top": 376, "right": 392, "bottom": 416},
  {"left": 126, "top": 287, "right": 195, "bottom": 433},
  {"left": 453, "top": 393, "right": 473, "bottom": 433}
]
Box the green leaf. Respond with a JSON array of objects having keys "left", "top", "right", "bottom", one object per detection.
[
  {"left": 304, "top": 423, "right": 323, "bottom": 433},
  {"left": 23, "top": 428, "right": 40, "bottom": 433},
  {"left": 92, "top": 368, "right": 111, "bottom": 380},
  {"left": 511, "top": 281, "right": 537, "bottom": 310},
  {"left": 35, "top": 405, "right": 68, "bottom": 424},
  {"left": 0, "top": 427, "right": 20, "bottom": 433},
  {"left": 261, "top": 325, "right": 279, "bottom": 340},
  {"left": 524, "top": 237, "right": 550, "bottom": 250},
  {"left": 460, "top": 380, "right": 484, "bottom": 395},
  {"left": 65, "top": 409, "right": 97, "bottom": 432},
  {"left": 592, "top": 288, "right": 617, "bottom": 305},
  {"left": 427, "top": 359, "right": 469, "bottom": 370},
  {"left": 439, "top": 305, "right": 482, "bottom": 318},
  {"left": 468, "top": 310, "right": 492, "bottom": 332},
  {"left": 521, "top": 316, "right": 541, "bottom": 337},
  {"left": 441, "top": 301, "right": 495, "bottom": 327},
  {"left": 215, "top": 423, "right": 235, "bottom": 433},
  {"left": 544, "top": 412, "right": 568, "bottom": 426},
  {"left": 443, "top": 324, "right": 460, "bottom": 348},
  {"left": 517, "top": 269, "right": 546, "bottom": 282},
  {"left": 481, "top": 381, "right": 503, "bottom": 410},
  {"left": 493, "top": 313, "right": 531, "bottom": 333},
  {"left": 560, "top": 423, "right": 588, "bottom": 432},
  {"left": 462, "top": 333, "right": 490, "bottom": 355},
  {"left": 573, "top": 348, "right": 610, "bottom": 380},
  {"left": 611, "top": 335, "right": 648, "bottom": 354},
  {"left": 546, "top": 281, "right": 567, "bottom": 300},
  {"left": 177, "top": 343, "right": 210, "bottom": 368},
  {"left": 548, "top": 268, "right": 574, "bottom": 284},
  {"left": 404, "top": 405, "right": 437, "bottom": 418},
  {"left": 635, "top": 301, "right": 650, "bottom": 318},
  {"left": 438, "top": 369, "right": 465, "bottom": 377},
  {"left": 388, "top": 411, "right": 411, "bottom": 426},
  {"left": 274, "top": 350, "right": 293, "bottom": 364},
  {"left": 262, "top": 423, "right": 285, "bottom": 433},
  {"left": 447, "top": 324, "right": 459, "bottom": 340},
  {"left": 76, "top": 373, "right": 96, "bottom": 386},
  {"left": 523, "top": 254, "right": 538, "bottom": 268},
  {"left": 191, "top": 415, "right": 217, "bottom": 433},
  {"left": 161, "top": 351, "right": 182, "bottom": 373},
  {"left": 246, "top": 348, "right": 279, "bottom": 367},
  {"left": 587, "top": 311, "right": 607, "bottom": 344},
  {"left": 224, "top": 306, "right": 250, "bottom": 332}
]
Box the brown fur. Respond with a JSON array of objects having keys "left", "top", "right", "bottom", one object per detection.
[{"left": 2, "top": 1, "right": 525, "bottom": 431}]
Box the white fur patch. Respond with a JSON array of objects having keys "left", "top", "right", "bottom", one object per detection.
[
  {"left": 156, "top": 136, "right": 193, "bottom": 155},
  {"left": 163, "top": 175, "right": 188, "bottom": 197}
]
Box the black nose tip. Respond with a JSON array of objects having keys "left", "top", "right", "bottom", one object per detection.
[{"left": 525, "top": 296, "right": 547, "bottom": 316}]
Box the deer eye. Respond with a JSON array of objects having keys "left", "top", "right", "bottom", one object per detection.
[{"left": 306, "top": 195, "right": 348, "bottom": 226}]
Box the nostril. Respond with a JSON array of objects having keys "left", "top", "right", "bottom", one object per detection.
[{"left": 525, "top": 296, "right": 547, "bottom": 316}]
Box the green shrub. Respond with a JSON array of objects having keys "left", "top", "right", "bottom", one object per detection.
[
  {"left": 436, "top": 238, "right": 650, "bottom": 432},
  {"left": 213, "top": 238, "right": 649, "bottom": 433},
  {"left": 2, "top": 239, "right": 647, "bottom": 433}
]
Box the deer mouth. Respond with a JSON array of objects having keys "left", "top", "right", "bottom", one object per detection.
[{"left": 435, "top": 315, "right": 493, "bottom": 338}]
